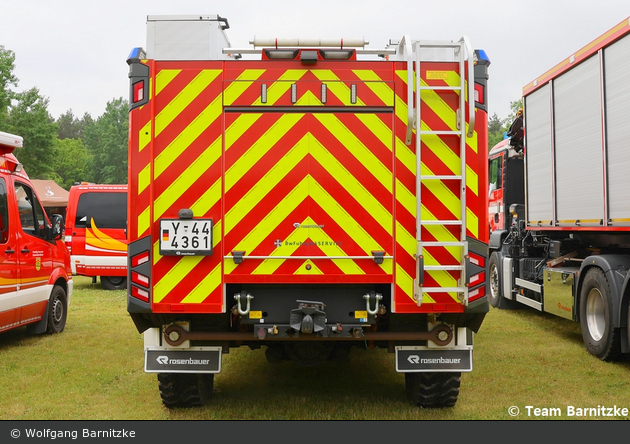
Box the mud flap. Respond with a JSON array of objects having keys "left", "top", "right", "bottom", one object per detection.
[
  {"left": 395, "top": 347, "right": 472, "bottom": 372},
  {"left": 145, "top": 347, "right": 222, "bottom": 373}
]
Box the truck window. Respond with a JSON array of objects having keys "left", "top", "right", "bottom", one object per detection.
[
  {"left": 15, "top": 181, "right": 46, "bottom": 239},
  {"left": 489, "top": 156, "right": 503, "bottom": 194},
  {"left": 75, "top": 192, "right": 127, "bottom": 229},
  {"left": 0, "top": 178, "right": 8, "bottom": 243}
]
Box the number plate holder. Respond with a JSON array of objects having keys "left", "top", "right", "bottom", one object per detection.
[{"left": 159, "top": 218, "right": 213, "bottom": 256}]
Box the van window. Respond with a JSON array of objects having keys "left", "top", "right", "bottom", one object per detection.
[
  {"left": 15, "top": 181, "right": 46, "bottom": 239},
  {"left": 75, "top": 192, "right": 127, "bottom": 229},
  {"left": 0, "top": 178, "right": 8, "bottom": 243}
]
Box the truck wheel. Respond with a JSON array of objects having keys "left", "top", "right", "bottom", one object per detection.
[
  {"left": 405, "top": 372, "right": 460, "bottom": 408},
  {"left": 579, "top": 268, "right": 621, "bottom": 361},
  {"left": 101, "top": 276, "right": 127, "bottom": 291},
  {"left": 46, "top": 286, "right": 68, "bottom": 334},
  {"left": 488, "top": 253, "right": 502, "bottom": 308},
  {"left": 157, "top": 373, "right": 214, "bottom": 408}
]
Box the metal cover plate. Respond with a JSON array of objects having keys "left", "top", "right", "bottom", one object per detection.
[
  {"left": 396, "top": 348, "right": 472, "bottom": 372},
  {"left": 145, "top": 348, "right": 221, "bottom": 373}
]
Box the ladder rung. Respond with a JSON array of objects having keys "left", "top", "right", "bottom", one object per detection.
[
  {"left": 418, "top": 287, "right": 467, "bottom": 293},
  {"left": 425, "top": 265, "right": 463, "bottom": 271},
  {"left": 421, "top": 220, "right": 462, "bottom": 226},
  {"left": 420, "top": 175, "right": 462, "bottom": 180},
  {"left": 420, "top": 130, "right": 462, "bottom": 136},
  {"left": 419, "top": 86, "right": 462, "bottom": 91},
  {"left": 422, "top": 241, "right": 466, "bottom": 247}
]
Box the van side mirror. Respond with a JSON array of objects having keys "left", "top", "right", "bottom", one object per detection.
[{"left": 50, "top": 213, "right": 65, "bottom": 240}]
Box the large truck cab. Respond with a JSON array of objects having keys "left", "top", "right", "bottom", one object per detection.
[{"left": 488, "top": 138, "right": 524, "bottom": 234}]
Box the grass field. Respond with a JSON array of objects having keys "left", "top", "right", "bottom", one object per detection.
[{"left": 1, "top": 276, "right": 629, "bottom": 420}]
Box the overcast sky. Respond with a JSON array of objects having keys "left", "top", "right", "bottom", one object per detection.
[{"left": 2, "top": 0, "right": 629, "bottom": 122}]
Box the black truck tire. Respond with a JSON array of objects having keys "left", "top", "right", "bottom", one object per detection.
[
  {"left": 158, "top": 373, "right": 214, "bottom": 409},
  {"left": 488, "top": 252, "right": 502, "bottom": 308},
  {"left": 405, "top": 372, "right": 460, "bottom": 408},
  {"left": 46, "top": 286, "right": 68, "bottom": 334},
  {"left": 579, "top": 268, "right": 621, "bottom": 361},
  {"left": 101, "top": 276, "right": 127, "bottom": 290}
]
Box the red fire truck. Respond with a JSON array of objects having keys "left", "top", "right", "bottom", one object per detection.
[
  {"left": 127, "top": 14, "right": 490, "bottom": 408},
  {"left": 488, "top": 17, "right": 630, "bottom": 361}
]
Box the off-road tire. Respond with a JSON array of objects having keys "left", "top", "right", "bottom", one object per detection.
[
  {"left": 101, "top": 276, "right": 127, "bottom": 291},
  {"left": 579, "top": 268, "right": 621, "bottom": 361},
  {"left": 46, "top": 286, "right": 67, "bottom": 334},
  {"left": 158, "top": 373, "right": 214, "bottom": 409},
  {"left": 488, "top": 252, "right": 502, "bottom": 308},
  {"left": 405, "top": 372, "right": 461, "bottom": 408}
]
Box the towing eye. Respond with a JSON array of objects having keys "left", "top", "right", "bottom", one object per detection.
[{"left": 162, "top": 323, "right": 453, "bottom": 347}]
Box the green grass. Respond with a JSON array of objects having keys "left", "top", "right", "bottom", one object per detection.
[{"left": 1, "top": 276, "right": 629, "bottom": 420}]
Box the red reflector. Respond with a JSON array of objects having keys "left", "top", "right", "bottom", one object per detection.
[
  {"left": 474, "top": 83, "right": 484, "bottom": 104},
  {"left": 468, "top": 286, "right": 486, "bottom": 302},
  {"left": 131, "top": 251, "right": 149, "bottom": 267},
  {"left": 131, "top": 285, "right": 149, "bottom": 303},
  {"left": 469, "top": 272, "right": 485, "bottom": 287},
  {"left": 133, "top": 81, "right": 144, "bottom": 103},
  {"left": 468, "top": 252, "right": 485, "bottom": 268},
  {"left": 132, "top": 271, "right": 149, "bottom": 287}
]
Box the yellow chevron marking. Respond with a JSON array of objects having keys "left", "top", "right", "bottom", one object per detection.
[
  {"left": 225, "top": 178, "right": 310, "bottom": 275},
  {"left": 310, "top": 177, "right": 385, "bottom": 254},
  {"left": 352, "top": 70, "right": 395, "bottom": 106},
  {"left": 252, "top": 216, "right": 367, "bottom": 275},
  {"left": 294, "top": 259, "right": 324, "bottom": 275},
  {"left": 154, "top": 95, "right": 223, "bottom": 179},
  {"left": 138, "top": 207, "right": 150, "bottom": 238},
  {"left": 139, "top": 165, "right": 150, "bottom": 194},
  {"left": 155, "top": 70, "right": 221, "bottom": 137},
  {"left": 251, "top": 69, "right": 308, "bottom": 106},
  {"left": 355, "top": 114, "right": 394, "bottom": 153},
  {"left": 154, "top": 255, "right": 204, "bottom": 303},
  {"left": 296, "top": 90, "right": 322, "bottom": 106},
  {"left": 309, "top": 132, "right": 392, "bottom": 234},
  {"left": 395, "top": 263, "right": 437, "bottom": 303},
  {"left": 180, "top": 262, "right": 222, "bottom": 304},
  {"left": 155, "top": 69, "right": 181, "bottom": 96},
  {"left": 311, "top": 70, "right": 364, "bottom": 106},
  {"left": 225, "top": 136, "right": 309, "bottom": 237},
  {"left": 191, "top": 177, "right": 222, "bottom": 217},
  {"left": 223, "top": 69, "right": 266, "bottom": 105},
  {"left": 225, "top": 113, "right": 305, "bottom": 192},
  {"left": 139, "top": 121, "right": 152, "bottom": 153},
  {"left": 154, "top": 136, "right": 222, "bottom": 221},
  {"left": 224, "top": 114, "right": 263, "bottom": 151},
  {"left": 313, "top": 114, "right": 392, "bottom": 193}
]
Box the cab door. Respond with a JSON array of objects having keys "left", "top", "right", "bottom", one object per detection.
[
  {"left": 14, "top": 180, "right": 54, "bottom": 324},
  {"left": 0, "top": 177, "right": 20, "bottom": 331}
]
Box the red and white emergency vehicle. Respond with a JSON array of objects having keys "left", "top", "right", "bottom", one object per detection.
[
  {"left": 64, "top": 183, "right": 128, "bottom": 290},
  {"left": 127, "top": 14, "right": 490, "bottom": 408},
  {"left": 0, "top": 131, "right": 73, "bottom": 335}
]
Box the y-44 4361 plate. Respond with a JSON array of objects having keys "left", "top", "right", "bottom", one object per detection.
[{"left": 159, "top": 219, "right": 213, "bottom": 256}]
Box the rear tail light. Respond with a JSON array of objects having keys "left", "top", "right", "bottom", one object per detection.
[
  {"left": 133, "top": 81, "right": 144, "bottom": 104},
  {"left": 64, "top": 234, "right": 72, "bottom": 253}
]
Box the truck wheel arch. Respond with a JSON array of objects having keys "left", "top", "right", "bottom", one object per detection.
[{"left": 576, "top": 255, "right": 630, "bottom": 328}]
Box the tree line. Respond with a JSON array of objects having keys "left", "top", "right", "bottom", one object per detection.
[{"left": 0, "top": 45, "right": 127, "bottom": 190}]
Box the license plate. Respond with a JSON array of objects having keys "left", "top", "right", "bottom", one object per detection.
[{"left": 159, "top": 219, "right": 213, "bottom": 256}]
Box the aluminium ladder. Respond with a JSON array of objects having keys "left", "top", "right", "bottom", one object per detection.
[{"left": 399, "top": 36, "right": 475, "bottom": 307}]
